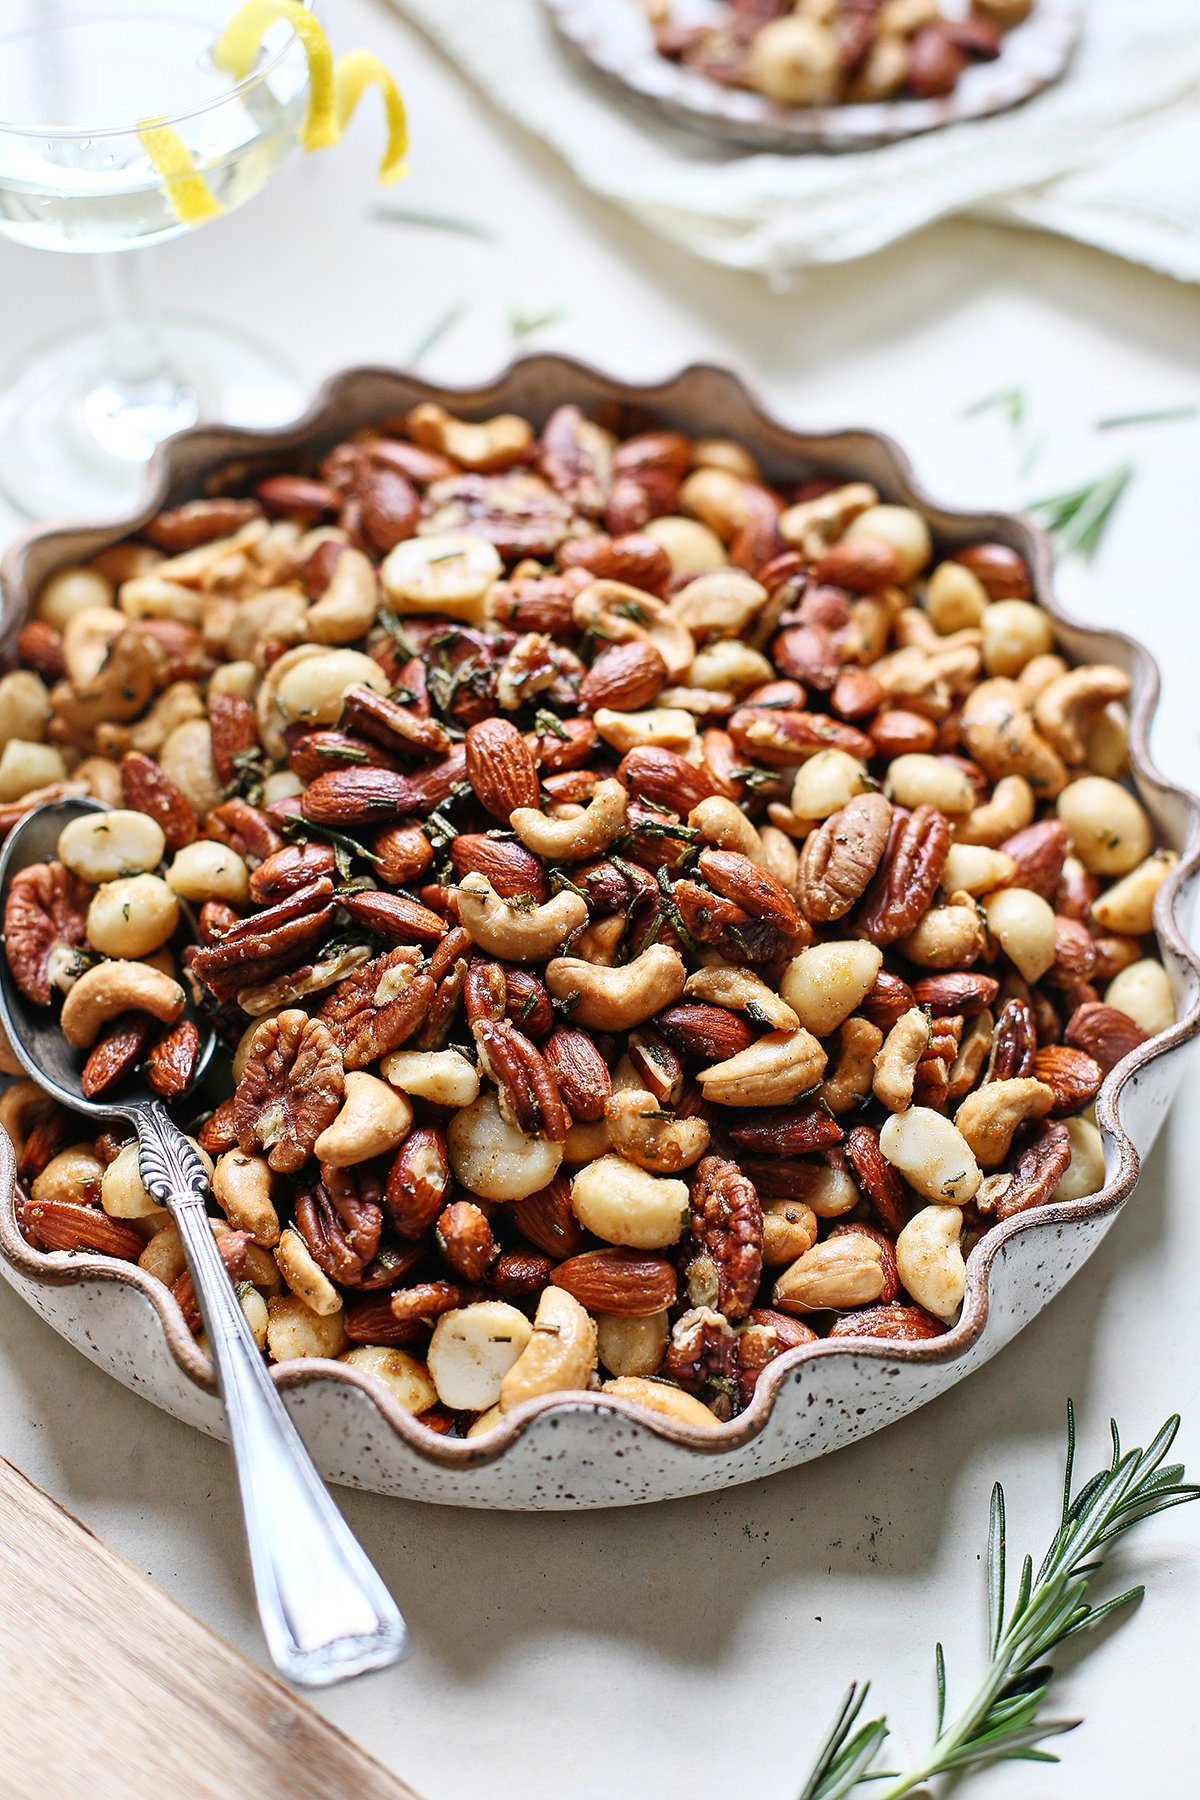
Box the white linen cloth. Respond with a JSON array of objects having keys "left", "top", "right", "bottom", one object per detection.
[{"left": 388, "top": 0, "right": 1200, "bottom": 282}]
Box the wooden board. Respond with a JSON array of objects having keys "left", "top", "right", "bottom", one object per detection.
[{"left": 0, "top": 1458, "right": 424, "bottom": 1800}]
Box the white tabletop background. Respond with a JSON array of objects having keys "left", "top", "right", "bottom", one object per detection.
[{"left": 1, "top": 4, "right": 1198, "bottom": 1796}]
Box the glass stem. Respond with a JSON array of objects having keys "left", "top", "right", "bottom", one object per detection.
[{"left": 80, "top": 250, "right": 200, "bottom": 465}]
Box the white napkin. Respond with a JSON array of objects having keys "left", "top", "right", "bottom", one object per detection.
[{"left": 389, "top": 0, "right": 1200, "bottom": 282}]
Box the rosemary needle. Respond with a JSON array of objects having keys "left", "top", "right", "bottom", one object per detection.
[
  {"left": 407, "top": 299, "right": 469, "bottom": 366},
  {"left": 798, "top": 1403, "right": 1199, "bottom": 1800},
  {"left": 1027, "top": 464, "right": 1133, "bottom": 559}
]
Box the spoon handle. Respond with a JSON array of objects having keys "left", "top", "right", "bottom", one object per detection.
[{"left": 135, "top": 1102, "right": 407, "bottom": 1687}]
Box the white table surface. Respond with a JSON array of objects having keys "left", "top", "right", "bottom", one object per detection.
[{"left": 2, "top": 5, "right": 1199, "bottom": 1796}]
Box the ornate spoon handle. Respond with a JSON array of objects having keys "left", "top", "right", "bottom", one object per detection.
[{"left": 136, "top": 1102, "right": 407, "bottom": 1687}]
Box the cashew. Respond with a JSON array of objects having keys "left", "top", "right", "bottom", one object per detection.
[
  {"left": 59, "top": 961, "right": 186, "bottom": 1049},
  {"left": 0, "top": 1014, "right": 23, "bottom": 1078},
  {"left": 595, "top": 1311, "right": 669, "bottom": 1379},
  {"left": 1084, "top": 703, "right": 1130, "bottom": 778},
  {"left": 1052, "top": 1116, "right": 1106, "bottom": 1203},
  {"left": 1033, "top": 664, "right": 1130, "bottom": 765},
  {"left": 275, "top": 1226, "right": 342, "bottom": 1316},
  {"left": 87, "top": 874, "right": 178, "bottom": 959},
  {"left": 448, "top": 1090, "right": 563, "bottom": 1200},
  {"left": 698, "top": 1028, "right": 827, "bottom": 1108},
  {"left": 62, "top": 608, "right": 125, "bottom": 685},
  {"left": 59, "top": 809, "right": 165, "bottom": 884},
  {"left": 762, "top": 1198, "right": 819, "bottom": 1266},
  {"left": 961, "top": 680, "right": 1067, "bottom": 797},
  {"left": 75, "top": 756, "right": 124, "bottom": 807},
  {"left": 212, "top": 1150, "right": 279, "bottom": 1246},
  {"left": 338, "top": 1345, "right": 437, "bottom": 1415},
  {"left": 823, "top": 1017, "right": 884, "bottom": 1115},
  {"left": 313, "top": 1072, "right": 413, "bottom": 1167},
  {"left": 227, "top": 588, "right": 310, "bottom": 667},
  {"left": 895, "top": 1206, "right": 965, "bottom": 1322},
  {"left": 872, "top": 1007, "right": 931, "bottom": 1112},
  {"left": 593, "top": 707, "right": 697, "bottom": 755},
  {"left": 955, "top": 1078, "right": 1055, "bottom": 1168},
  {"left": 409, "top": 402, "right": 534, "bottom": 471},
  {"left": 898, "top": 902, "right": 986, "bottom": 970},
  {"left": 983, "top": 887, "right": 1057, "bottom": 982},
  {"left": 940, "top": 844, "right": 1017, "bottom": 895},
  {"left": 266, "top": 1293, "right": 348, "bottom": 1362},
  {"left": 428, "top": 1301, "right": 534, "bottom": 1411},
  {"left": 510, "top": 778, "right": 627, "bottom": 861},
  {"left": 458, "top": 872, "right": 587, "bottom": 963},
  {"left": 561, "top": 1116, "right": 612, "bottom": 1164},
  {"left": 570, "top": 1153, "right": 689, "bottom": 1250},
  {"left": 779, "top": 482, "right": 877, "bottom": 558},
  {"left": 1090, "top": 851, "right": 1176, "bottom": 937},
  {"left": 0, "top": 1081, "right": 53, "bottom": 1158},
  {"left": 381, "top": 533, "right": 503, "bottom": 625},
  {"left": 572, "top": 582, "right": 695, "bottom": 679},
  {"left": 879, "top": 1107, "right": 981, "bottom": 1202},
  {"left": 103, "top": 680, "right": 204, "bottom": 759},
  {"left": 1106, "top": 960, "right": 1175, "bottom": 1037},
  {"left": 980, "top": 601, "right": 1055, "bottom": 677},
  {"left": 773, "top": 1235, "right": 885, "bottom": 1314},
  {"left": 1057, "top": 777, "right": 1152, "bottom": 876},
  {"left": 118, "top": 576, "right": 203, "bottom": 626},
  {"left": 683, "top": 964, "right": 798, "bottom": 1030},
  {"left": 790, "top": 750, "right": 870, "bottom": 822},
  {"left": 499, "top": 1286, "right": 598, "bottom": 1413},
  {"left": 545, "top": 944, "right": 686, "bottom": 1031},
  {"left": 667, "top": 570, "right": 769, "bottom": 643},
  {"left": 571, "top": 914, "right": 626, "bottom": 967},
  {"left": 600, "top": 1376, "right": 722, "bottom": 1431},
  {"left": 380, "top": 1048, "right": 480, "bottom": 1108},
  {"left": 956, "top": 775, "right": 1035, "bottom": 848},
  {"left": 947, "top": 1009, "right": 994, "bottom": 1102},
  {"left": 688, "top": 640, "right": 774, "bottom": 695},
  {"left": 304, "top": 546, "right": 379, "bottom": 645},
  {"left": 605, "top": 1088, "right": 710, "bottom": 1174},
  {"left": 781, "top": 942, "right": 882, "bottom": 1036},
  {"left": 688, "top": 796, "right": 766, "bottom": 864}
]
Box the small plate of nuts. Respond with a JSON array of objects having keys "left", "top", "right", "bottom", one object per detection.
[
  {"left": 544, "top": 1, "right": 1085, "bottom": 151},
  {"left": 0, "top": 356, "right": 1195, "bottom": 1510}
]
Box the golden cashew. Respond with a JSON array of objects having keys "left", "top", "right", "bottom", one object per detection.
[
  {"left": 895, "top": 1206, "right": 965, "bottom": 1322},
  {"left": 1016, "top": 652, "right": 1070, "bottom": 704},
  {"left": 408, "top": 402, "right": 535, "bottom": 472},
  {"left": 604, "top": 1088, "right": 710, "bottom": 1174},
  {"left": 688, "top": 796, "right": 767, "bottom": 864},
  {"left": 873, "top": 1007, "right": 931, "bottom": 1112},
  {"left": 213, "top": 1150, "right": 280, "bottom": 1246},
  {"left": 940, "top": 844, "right": 1017, "bottom": 895},
  {"left": 427, "top": 1300, "right": 536, "bottom": 1410},
  {"left": 1032, "top": 664, "right": 1131, "bottom": 765},
  {"left": 60, "top": 961, "right": 186, "bottom": 1049},
  {"left": 779, "top": 482, "right": 878, "bottom": 557},
  {"left": 338, "top": 1345, "right": 437, "bottom": 1415},
  {"left": 571, "top": 582, "right": 695, "bottom": 679},
  {"left": 773, "top": 1235, "right": 885, "bottom": 1314},
  {"left": 898, "top": 901, "right": 986, "bottom": 970},
  {"left": 954, "top": 1077, "right": 1055, "bottom": 1168},
  {"left": 947, "top": 1009, "right": 994, "bottom": 1102},
  {"left": 75, "top": 756, "right": 124, "bottom": 808},
  {"left": 1084, "top": 703, "right": 1130, "bottom": 778},
  {"left": 688, "top": 639, "right": 774, "bottom": 695},
  {"left": 570, "top": 1153, "right": 689, "bottom": 1249},
  {"left": 698, "top": 1028, "right": 827, "bottom": 1108},
  {"left": 955, "top": 774, "right": 1035, "bottom": 847},
  {"left": 960, "top": 679, "right": 1068, "bottom": 797},
  {"left": 561, "top": 1116, "right": 612, "bottom": 1164},
  {"left": 879, "top": 1106, "right": 981, "bottom": 1202},
  {"left": 781, "top": 942, "right": 882, "bottom": 1036},
  {"left": 593, "top": 707, "right": 697, "bottom": 755},
  {"left": 823, "top": 1017, "right": 884, "bottom": 1115},
  {"left": 571, "top": 914, "right": 627, "bottom": 967},
  {"left": 457, "top": 872, "right": 588, "bottom": 963},
  {"left": 667, "top": 569, "right": 769, "bottom": 643},
  {"left": 683, "top": 963, "right": 799, "bottom": 1030},
  {"left": 226, "top": 588, "right": 309, "bottom": 667},
  {"left": 0, "top": 1081, "right": 53, "bottom": 1158},
  {"left": 0, "top": 1013, "right": 23, "bottom": 1078},
  {"left": 510, "top": 778, "right": 627, "bottom": 861},
  {"left": 101, "top": 679, "right": 205, "bottom": 760},
  {"left": 762, "top": 1197, "right": 819, "bottom": 1266},
  {"left": 545, "top": 943, "right": 686, "bottom": 1031},
  {"left": 118, "top": 575, "right": 204, "bottom": 626},
  {"left": 313, "top": 1072, "right": 413, "bottom": 1167},
  {"left": 305, "top": 547, "right": 379, "bottom": 645},
  {"left": 275, "top": 1226, "right": 342, "bottom": 1317},
  {"left": 600, "top": 1375, "right": 723, "bottom": 1431},
  {"left": 499, "top": 1286, "right": 598, "bottom": 1413},
  {"left": 62, "top": 607, "right": 124, "bottom": 685}
]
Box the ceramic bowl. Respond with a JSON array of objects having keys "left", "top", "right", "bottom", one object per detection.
[
  {"left": 543, "top": 0, "right": 1085, "bottom": 152},
  {"left": 1, "top": 356, "right": 1197, "bottom": 1510}
]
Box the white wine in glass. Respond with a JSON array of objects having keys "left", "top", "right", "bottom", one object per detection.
[{"left": 0, "top": 0, "right": 316, "bottom": 518}]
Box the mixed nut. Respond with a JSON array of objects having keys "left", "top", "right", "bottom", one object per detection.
[
  {"left": 0, "top": 391, "right": 1178, "bottom": 1440},
  {"left": 649, "top": 0, "right": 1034, "bottom": 107}
]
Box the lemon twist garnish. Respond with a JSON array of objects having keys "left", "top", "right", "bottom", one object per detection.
[
  {"left": 140, "top": 0, "right": 407, "bottom": 227},
  {"left": 137, "top": 123, "right": 227, "bottom": 225}
]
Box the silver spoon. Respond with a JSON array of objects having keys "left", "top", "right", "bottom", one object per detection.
[{"left": 0, "top": 796, "right": 407, "bottom": 1687}]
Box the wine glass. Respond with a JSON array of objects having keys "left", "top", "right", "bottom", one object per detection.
[{"left": 0, "top": 0, "right": 315, "bottom": 520}]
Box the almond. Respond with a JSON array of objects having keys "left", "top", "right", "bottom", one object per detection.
[
  {"left": 208, "top": 690, "right": 261, "bottom": 785},
  {"left": 543, "top": 1025, "right": 612, "bottom": 1122},
  {"left": 579, "top": 640, "right": 668, "bottom": 714},
  {"left": 450, "top": 834, "right": 549, "bottom": 902},
  {"left": 696, "top": 847, "right": 802, "bottom": 934},
  {"left": 950, "top": 542, "right": 1032, "bottom": 601},
  {"left": 559, "top": 532, "right": 672, "bottom": 594},
  {"left": 813, "top": 535, "right": 903, "bottom": 592},
  {"left": 910, "top": 972, "right": 1000, "bottom": 1017},
  {"left": 23, "top": 1198, "right": 145, "bottom": 1261},
  {"left": 1000, "top": 819, "right": 1069, "bottom": 900},
  {"left": 120, "top": 751, "right": 197, "bottom": 850},
  {"left": 1063, "top": 1002, "right": 1148, "bottom": 1076},
  {"left": 511, "top": 1175, "right": 585, "bottom": 1260},
  {"left": 465, "top": 718, "right": 540, "bottom": 821},
  {"left": 618, "top": 746, "right": 718, "bottom": 814},
  {"left": 656, "top": 1002, "right": 756, "bottom": 1063},
  {"left": 550, "top": 1248, "right": 678, "bottom": 1317},
  {"left": 828, "top": 1303, "right": 944, "bottom": 1342},
  {"left": 16, "top": 619, "right": 66, "bottom": 683},
  {"left": 1032, "top": 1045, "right": 1103, "bottom": 1117}
]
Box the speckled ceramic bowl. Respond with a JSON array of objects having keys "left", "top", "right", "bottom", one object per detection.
[
  {"left": 0, "top": 357, "right": 1196, "bottom": 1510},
  {"left": 543, "top": 0, "right": 1085, "bottom": 152}
]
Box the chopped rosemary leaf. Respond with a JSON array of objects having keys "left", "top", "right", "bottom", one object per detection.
[
  {"left": 280, "top": 813, "right": 381, "bottom": 876},
  {"left": 1027, "top": 465, "right": 1133, "bottom": 559}
]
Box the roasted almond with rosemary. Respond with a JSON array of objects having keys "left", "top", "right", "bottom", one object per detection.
[{"left": 464, "top": 718, "right": 540, "bottom": 821}]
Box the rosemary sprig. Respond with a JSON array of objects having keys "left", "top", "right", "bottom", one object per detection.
[
  {"left": 1096, "top": 404, "right": 1197, "bottom": 431},
  {"left": 371, "top": 204, "right": 494, "bottom": 241},
  {"left": 1027, "top": 464, "right": 1133, "bottom": 559},
  {"left": 963, "top": 387, "right": 1026, "bottom": 428},
  {"left": 799, "top": 1404, "right": 1199, "bottom": 1800}
]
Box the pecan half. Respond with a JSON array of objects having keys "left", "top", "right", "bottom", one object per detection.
[
  {"left": 3, "top": 861, "right": 90, "bottom": 1004},
  {"left": 993, "top": 1121, "right": 1073, "bottom": 1221},
  {"left": 737, "top": 1308, "right": 817, "bottom": 1408},
  {"left": 797, "top": 791, "right": 892, "bottom": 924},
  {"left": 472, "top": 1018, "right": 571, "bottom": 1141},
  {"left": 319, "top": 947, "right": 431, "bottom": 1068},
  {"left": 295, "top": 1167, "right": 383, "bottom": 1286},
  {"left": 682, "top": 1154, "right": 763, "bottom": 1323},
  {"left": 231, "top": 1010, "right": 344, "bottom": 1173},
  {"left": 856, "top": 804, "right": 951, "bottom": 945},
  {"left": 385, "top": 1126, "right": 451, "bottom": 1240},
  {"left": 987, "top": 997, "right": 1037, "bottom": 1081},
  {"left": 663, "top": 1306, "right": 739, "bottom": 1419}
]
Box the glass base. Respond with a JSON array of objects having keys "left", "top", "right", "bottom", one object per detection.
[{"left": 0, "top": 317, "right": 306, "bottom": 520}]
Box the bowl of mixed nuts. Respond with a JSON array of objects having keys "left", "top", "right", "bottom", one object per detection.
[
  {"left": 544, "top": 0, "right": 1084, "bottom": 150},
  {"left": 0, "top": 356, "right": 1195, "bottom": 1510}
]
